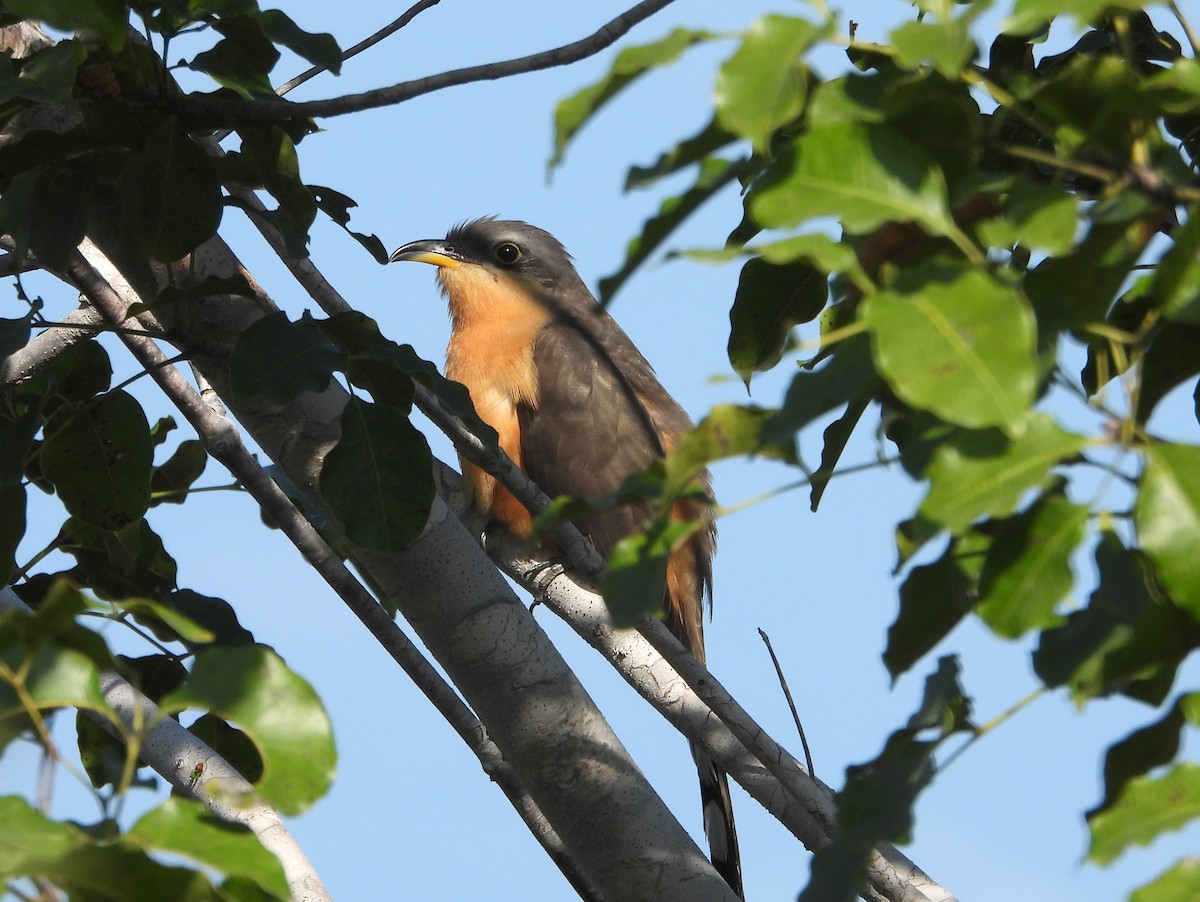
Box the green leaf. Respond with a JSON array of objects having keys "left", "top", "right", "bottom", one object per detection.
[
  {"left": 1032, "top": 530, "right": 1196, "bottom": 704},
  {"left": 1130, "top": 858, "right": 1200, "bottom": 902},
  {"left": 167, "top": 591, "right": 256, "bottom": 649},
  {"left": 41, "top": 390, "right": 153, "bottom": 531},
  {"left": 320, "top": 398, "right": 434, "bottom": 553},
  {"left": 1088, "top": 762, "right": 1200, "bottom": 865},
  {"left": 624, "top": 117, "right": 737, "bottom": 190},
  {"left": 666, "top": 404, "right": 796, "bottom": 496},
  {"left": 1147, "top": 212, "right": 1195, "bottom": 323},
  {"left": 230, "top": 311, "right": 345, "bottom": 402},
  {"left": 311, "top": 186, "right": 388, "bottom": 263},
  {"left": 61, "top": 518, "right": 178, "bottom": 601},
  {"left": 5, "top": 40, "right": 87, "bottom": 103},
  {"left": 919, "top": 413, "right": 1089, "bottom": 535},
  {"left": 975, "top": 494, "right": 1089, "bottom": 638},
  {"left": 189, "top": 14, "right": 280, "bottom": 98},
  {"left": 977, "top": 180, "right": 1080, "bottom": 256},
  {"left": 118, "top": 117, "right": 223, "bottom": 262},
  {"left": 129, "top": 796, "right": 288, "bottom": 899},
  {"left": 550, "top": 28, "right": 714, "bottom": 169},
  {"left": 160, "top": 646, "right": 334, "bottom": 815},
  {"left": 749, "top": 120, "right": 954, "bottom": 238},
  {"left": 1135, "top": 321, "right": 1200, "bottom": 425},
  {"left": 4, "top": 0, "right": 127, "bottom": 51},
  {"left": 727, "top": 254, "right": 827, "bottom": 384},
  {"left": 602, "top": 519, "right": 697, "bottom": 628},
  {"left": 1137, "top": 444, "right": 1200, "bottom": 618},
  {"left": 258, "top": 9, "right": 341, "bottom": 75},
  {"left": 118, "top": 598, "right": 215, "bottom": 645},
  {"left": 764, "top": 332, "right": 879, "bottom": 445},
  {"left": 0, "top": 795, "right": 82, "bottom": 875},
  {"left": 884, "top": 534, "right": 981, "bottom": 680},
  {"left": 1094, "top": 694, "right": 1200, "bottom": 815},
  {"left": 863, "top": 262, "right": 1038, "bottom": 432},
  {"left": 715, "top": 15, "right": 819, "bottom": 152},
  {"left": 892, "top": 18, "right": 976, "bottom": 77},
  {"left": 1006, "top": 0, "right": 1152, "bottom": 36},
  {"left": 150, "top": 440, "right": 208, "bottom": 506},
  {"left": 599, "top": 156, "right": 748, "bottom": 303},
  {"left": 238, "top": 127, "right": 316, "bottom": 238}
]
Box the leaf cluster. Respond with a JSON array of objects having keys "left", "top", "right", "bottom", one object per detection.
[{"left": 553, "top": 1, "right": 1200, "bottom": 898}]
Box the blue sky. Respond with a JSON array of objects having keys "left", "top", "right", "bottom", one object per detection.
[{"left": 5, "top": 1, "right": 1200, "bottom": 900}]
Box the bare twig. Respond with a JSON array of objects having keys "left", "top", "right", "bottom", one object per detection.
[
  {"left": 275, "top": 1, "right": 444, "bottom": 97},
  {"left": 169, "top": 0, "right": 677, "bottom": 123},
  {"left": 758, "top": 628, "right": 815, "bottom": 780}
]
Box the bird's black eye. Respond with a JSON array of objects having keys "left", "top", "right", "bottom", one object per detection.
[{"left": 493, "top": 242, "right": 522, "bottom": 265}]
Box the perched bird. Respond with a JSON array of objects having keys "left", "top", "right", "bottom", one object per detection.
[{"left": 390, "top": 218, "right": 742, "bottom": 897}]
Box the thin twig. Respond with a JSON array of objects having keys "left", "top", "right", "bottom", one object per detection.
[
  {"left": 168, "top": 0, "right": 678, "bottom": 123},
  {"left": 275, "top": 1, "right": 444, "bottom": 97},
  {"left": 758, "top": 628, "right": 815, "bottom": 780}
]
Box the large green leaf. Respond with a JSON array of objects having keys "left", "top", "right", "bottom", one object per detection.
[
  {"left": 1137, "top": 444, "right": 1200, "bottom": 618},
  {"left": 715, "top": 15, "right": 820, "bottom": 152},
  {"left": 40, "top": 390, "right": 153, "bottom": 531},
  {"left": 749, "top": 120, "right": 954, "bottom": 238},
  {"left": 1088, "top": 763, "right": 1200, "bottom": 865},
  {"left": 320, "top": 398, "right": 434, "bottom": 553},
  {"left": 118, "top": 117, "right": 223, "bottom": 262},
  {"left": 863, "top": 263, "right": 1037, "bottom": 432},
  {"left": 975, "top": 494, "right": 1089, "bottom": 638},
  {"left": 919, "top": 413, "right": 1090, "bottom": 535},
  {"left": 1130, "top": 858, "right": 1200, "bottom": 902},
  {"left": 129, "top": 797, "right": 288, "bottom": 900},
  {"left": 160, "top": 646, "right": 334, "bottom": 816}
]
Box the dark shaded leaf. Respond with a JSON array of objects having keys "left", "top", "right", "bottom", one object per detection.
[
  {"left": 118, "top": 117, "right": 223, "bottom": 262},
  {"left": 230, "top": 311, "right": 344, "bottom": 402},
  {"left": 40, "top": 390, "right": 153, "bottom": 531},
  {"left": 150, "top": 440, "right": 208, "bottom": 506},
  {"left": 727, "top": 254, "right": 828, "bottom": 385},
  {"left": 320, "top": 398, "right": 434, "bottom": 552}
]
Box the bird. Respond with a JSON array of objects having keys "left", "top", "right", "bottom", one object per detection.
[{"left": 390, "top": 217, "right": 743, "bottom": 897}]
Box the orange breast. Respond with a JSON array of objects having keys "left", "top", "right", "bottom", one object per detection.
[{"left": 439, "top": 265, "right": 552, "bottom": 535}]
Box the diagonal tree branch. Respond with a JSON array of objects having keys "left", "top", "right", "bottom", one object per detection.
[
  {"left": 166, "top": 0, "right": 677, "bottom": 123},
  {"left": 61, "top": 240, "right": 604, "bottom": 902}
]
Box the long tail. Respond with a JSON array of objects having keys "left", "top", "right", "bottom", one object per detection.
[{"left": 693, "top": 744, "right": 743, "bottom": 898}]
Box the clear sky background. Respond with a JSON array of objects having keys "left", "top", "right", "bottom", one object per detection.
[{"left": 4, "top": 1, "right": 1199, "bottom": 900}]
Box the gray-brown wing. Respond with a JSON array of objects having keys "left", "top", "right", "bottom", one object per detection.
[{"left": 517, "top": 318, "right": 663, "bottom": 559}]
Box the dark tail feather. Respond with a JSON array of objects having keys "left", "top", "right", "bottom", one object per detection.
[{"left": 693, "top": 744, "right": 743, "bottom": 898}]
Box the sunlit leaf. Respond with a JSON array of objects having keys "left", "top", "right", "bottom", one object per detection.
[
  {"left": 160, "top": 646, "right": 335, "bottom": 815},
  {"left": 129, "top": 796, "right": 289, "bottom": 899},
  {"left": 919, "top": 413, "right": 1089, "bottom": 535},
  {"left": 975, "top": 494, "right": 1089, "bottom": 638},
  {"left": 863, "top": 263, "right": 1037, "bottom": 432},
  {"left": 715, "top": 15, "right": 819, "bottom": 151},
  {"left": 1137, "top": 444, "right": 1200, "bottom": 618},
  {"left": 1089, "top": 763, "right": 1200, "bottom": 865}
]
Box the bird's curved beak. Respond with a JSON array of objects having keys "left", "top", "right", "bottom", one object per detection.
[{"left": 388, "top": 239, "right": 463, "bottom": 269}]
